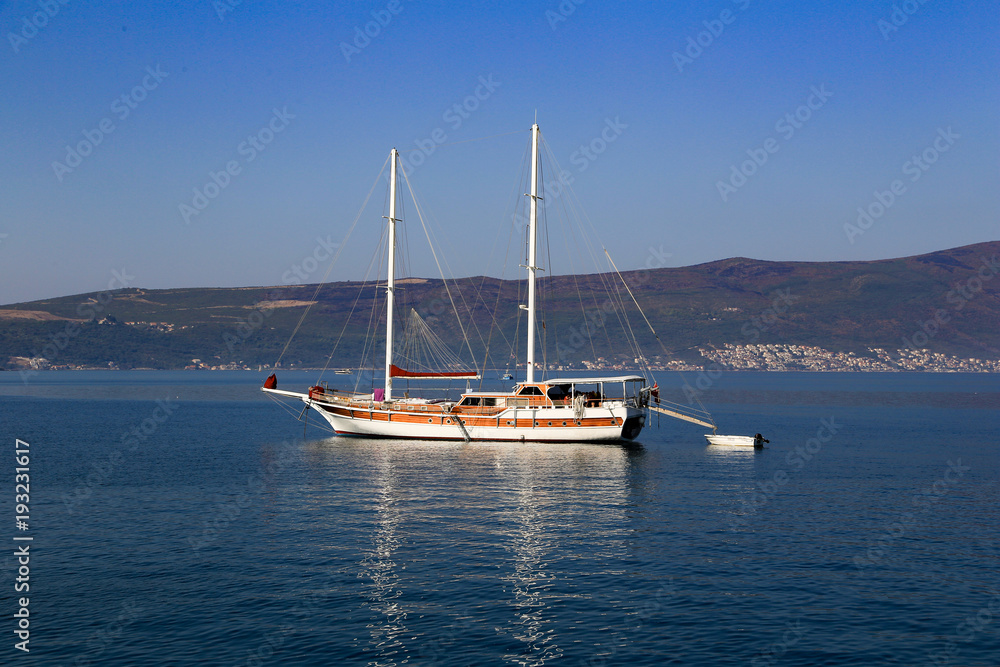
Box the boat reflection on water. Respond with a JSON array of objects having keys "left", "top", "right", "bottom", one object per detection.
[
  {"left": 704, "top": 443, "right": 764, "bottom": 459},
  {"left": 704, "top": 440, "right": 765, "bottom": 531},
  {"left": 357, "top": 444, "right": 411, "bottom": 667},
  {"left": 315, "top": 436, "right": 639, "bottom": 665},
  {"left": 490, "top": 442, "right": 633, "bottom": 666}
]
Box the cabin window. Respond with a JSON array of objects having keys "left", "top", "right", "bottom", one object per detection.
[
  {"left": 461, "top": 396, "right": 497, "bottom": 407},
  {"left": 518, "top": 386, "right": 543, "bottom": 396},
  {"left": 546, "top": 385, "right": 570, "bottom": 400}
]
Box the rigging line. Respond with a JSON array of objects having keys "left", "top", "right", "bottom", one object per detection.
[
  {"left": 264, "top": 394, "right": 337, "bottom": 434},
  {"left": 398, "top": 160, "right": 481, "bottom": 371},
  {"left": 540, "top": 137, "right": 602, "bottom": 363},
  {"left": 396, "top": 128, "right": 524, "bottom": 153},
  {"left": 359, "top": 285, "right": 389, "bottom": 394},
  {"left": 472, "top": 200, "right": 523, "bottom": 383},
  {"left": 396, "top": 178, "right": 412, "bottom": 293},
  {"left": 474, "top": 138, "right": 532, "bottom": 385},
  {"left": 320, "top": 196, "right": 393, "bottom": 379},
  {"left": 350, "top": 226, "right": 391, "bottom": 394},
  {"left": 538, "top": 139, "right": 614, "bottom": 339},
  {"left": 540, "top": 141, "right": 615, "bottom": 280},
  {"left": 603, "top": 248, "right": 659, "bottom": 347},
  {"left": 539, "top": 152, "right": 557, "bottom": 380},
  {"left": 468, "top": 275, "right": 514, "bottom": 382},
  {"left": 274, "top": 153, "right": 392, "bottom": 371},
  {"left": 602, "top": 253, "right": 641, "bottom": 354},
  {"left": 603, "top": 248, "right": 712, "bottom": 420},
  {"left": 603, "top": 252, "right": 646, "bottom": 365},
  {"left": 474, "top": 222, "right": 522, "bottom": 384},
  {"left": 540, "top": 140, "right": 621, "bottom": 362},
  {"left": 478, "top": 138, "right": 530, "bottom": 355},
  {"left": 319, "top": 225, "right": 388, "bottom": 381},
  {"left": 418, "top": 205, "right": 501, "bottom": 372},
  {"left": 395, "top": 168, "right": 492, "bottom": 363}
]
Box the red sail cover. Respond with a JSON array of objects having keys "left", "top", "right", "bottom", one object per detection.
[{"left": 389, "top": 364, "right": 477, "bottom": 379}]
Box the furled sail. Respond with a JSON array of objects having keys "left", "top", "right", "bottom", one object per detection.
[
  {"left": 392, "top": 309, "right": 479, "bottom": 379},
  {"left": 389, "top": 364, "right": 478, "bottom": 379}
]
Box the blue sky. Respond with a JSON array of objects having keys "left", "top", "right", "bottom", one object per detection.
[{"left": 1, "top": 0, "right": 997, "bottom": 304}]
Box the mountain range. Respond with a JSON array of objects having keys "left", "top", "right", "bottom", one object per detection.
[{"left": 2, "top": 241, "right": 997, "bottom": 371}]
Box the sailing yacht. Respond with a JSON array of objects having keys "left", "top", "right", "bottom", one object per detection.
[{"left": 263, "top": 123, "right": 659, "bottom": 442}]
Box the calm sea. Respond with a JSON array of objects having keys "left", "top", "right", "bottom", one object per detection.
[{"left": 1, "top": 370, "right": 997, "bottom": 666}]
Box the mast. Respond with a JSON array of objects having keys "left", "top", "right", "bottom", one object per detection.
[
  {"left": 526, "top": 123, "right": 540, "bottom": 384},
  {"left": 384, "top": 148, "right": 399, "bottom": 401}
]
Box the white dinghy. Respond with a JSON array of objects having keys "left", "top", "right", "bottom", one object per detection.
[{"left": 705, "top": 433, "right": 769, "bottom": 448}]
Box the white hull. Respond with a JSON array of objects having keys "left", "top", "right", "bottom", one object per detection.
[{"left": 269, "top": 389, "right": 646, "bottom": 442}]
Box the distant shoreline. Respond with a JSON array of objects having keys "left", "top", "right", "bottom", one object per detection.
[{"left": 4, "top": 367, "right": 997, "bottom": 374}]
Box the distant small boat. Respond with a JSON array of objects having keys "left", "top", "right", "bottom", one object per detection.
[
  {"left": 705, "top": 433, "right": 768, "bottom": 448},
  {"left": 334, "top": 369, "right": 352, "bottom": 375},
  {"left": 501, "top": 373, "right": 513, "bottom": 381}
]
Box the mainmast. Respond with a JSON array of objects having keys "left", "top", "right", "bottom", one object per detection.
[
  {"left": 525, "top": 123, "right": 538, "bottom": 382},
  {"left": 384, "top": 148, "right": 399, "bottom": 401},
  {"left": 525, "top": 123, "right": 540, "bottom": 384}
]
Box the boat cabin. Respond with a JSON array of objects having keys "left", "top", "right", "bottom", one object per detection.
[{"left": 451, "top": 376, "right": 646, "bottom": 414}]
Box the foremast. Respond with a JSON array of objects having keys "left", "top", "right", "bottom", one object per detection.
[{"left": 384, "top": 148, "right": 400, "bottom": 401}]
